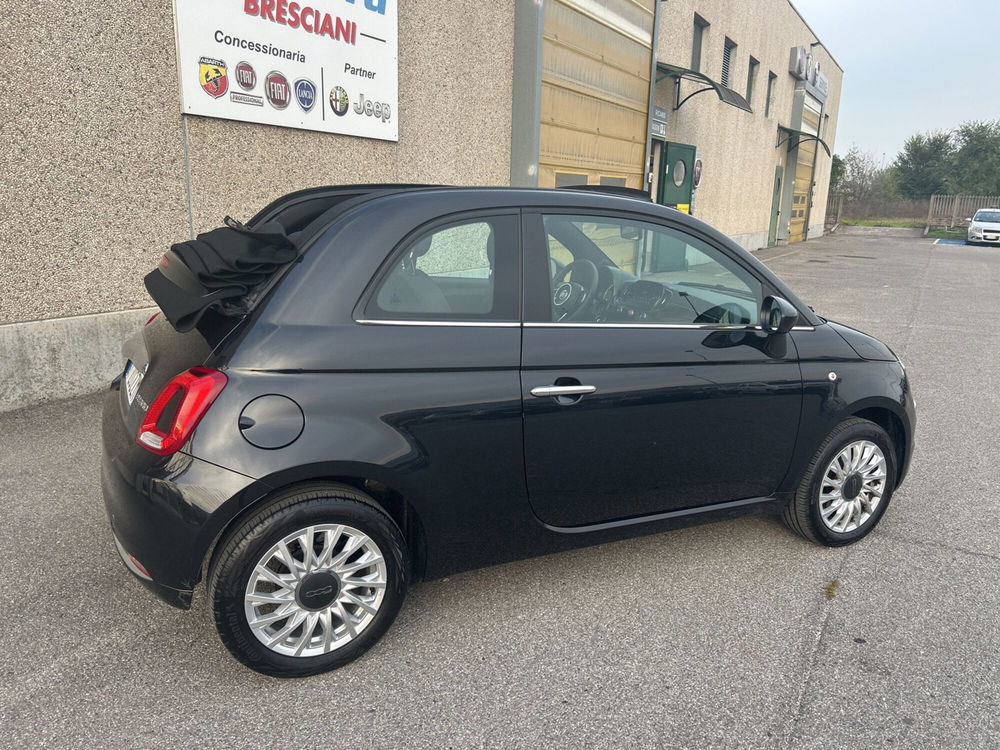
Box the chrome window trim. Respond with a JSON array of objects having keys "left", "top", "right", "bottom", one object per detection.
[
  {"left": 353, "top": 318, "right": 815, "bottom": 331},
  {"left": 355, "top": 319, "right": 521, "bottom": 328},
  {"left": 522, "top": 322, "right": 815, "bottom": 331}
]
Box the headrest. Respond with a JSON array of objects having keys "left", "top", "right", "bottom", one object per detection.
[
  {"left": 402, "top": 236, "right": 433, "bottom": 273},
  {"left": 410, "top": 236, "right": 433, "bottom": 259}
]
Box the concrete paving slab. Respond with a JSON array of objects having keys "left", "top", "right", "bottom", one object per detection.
[{"left": 788, "top": 535, "right": 1000, "bottom": 749}]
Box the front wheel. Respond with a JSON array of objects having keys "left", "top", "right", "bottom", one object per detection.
[
  {"left": 782, "top": 418, "right": 896, "bottom": 546},
  {"left": 209, "top": 484, "right": 408, "bottom": 677}
]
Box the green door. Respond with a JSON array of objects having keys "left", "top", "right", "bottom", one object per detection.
[
  {"left": 767, "top": 166, "right": 782, "bottom": 247},
  {"left": 657, "top": 142, "right": 696, "bottom": 212}
]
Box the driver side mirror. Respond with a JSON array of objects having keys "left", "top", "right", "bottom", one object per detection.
[{"left": 761, "top": 295, "right": 799, "bottom": 334}]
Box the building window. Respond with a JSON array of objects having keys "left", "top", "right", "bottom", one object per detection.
[
  {"left": 554, "top": 172, "right": 588, "bottom": 187},
  {"left": 721, "top": 38, "right": 737, "bottom": 87},
  {"left": 599, "top": 176, "right": 628, "bottom": 187},
  {"left": 765, "top": 71, "right": 777, "bottom": 117},
  {"left": 691, "top": 14, "right": 709, "bottom": 72},
  {"left": 746, "top": 56, "right": 759, "bottom": 106}
]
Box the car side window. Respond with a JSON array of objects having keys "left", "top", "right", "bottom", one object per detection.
[
  {"left": 542, "top": 214, "right": 763, "bottom": 326},
  {"left": 367, "top": 215, "right": 519, "bottom": 321}
]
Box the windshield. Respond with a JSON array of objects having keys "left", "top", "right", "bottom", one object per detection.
[{"left": 973, "top": 210, "right": 1000, "bottom": 223}]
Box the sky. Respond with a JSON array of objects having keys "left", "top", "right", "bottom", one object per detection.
[{"left": 791, "top": 0, "right": 1000, "bottom": 162}]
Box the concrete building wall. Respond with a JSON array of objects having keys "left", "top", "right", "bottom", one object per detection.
[
  {"left": 0, "top": 1, "right": 514, "bottom": 411},
  {"left": 0, "top": 1, "right": 515, "bottom": 327},
  {"left": 0, "top": 0, "right": 840, "bottom": 413},
  {"left": 654, "top": 0, "right": 842, "bottom": 246}
]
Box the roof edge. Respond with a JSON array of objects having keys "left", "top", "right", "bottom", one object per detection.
[{"left": 787, "top": 1, "right": 844, "bottom": 72}]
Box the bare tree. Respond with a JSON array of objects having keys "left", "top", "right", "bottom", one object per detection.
[{"left": 839, "top": 146, "right": 884, "bottom": 202}]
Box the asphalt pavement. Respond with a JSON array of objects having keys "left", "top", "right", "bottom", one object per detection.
[{"left": 1, "top": 228, "right": 998, "bottom": 748}]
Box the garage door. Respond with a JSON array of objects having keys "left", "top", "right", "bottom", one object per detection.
[{"left": 538, "top": 0, "right": 656, "bottom": 190}]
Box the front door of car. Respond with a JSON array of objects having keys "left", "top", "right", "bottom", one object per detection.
[{"left": 520, "top": 211, "right": 803, "bottom": 528}]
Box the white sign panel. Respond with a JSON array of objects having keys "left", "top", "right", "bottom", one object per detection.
[{"left": 173, "top": 0, "right": 398, "bottom": 141}]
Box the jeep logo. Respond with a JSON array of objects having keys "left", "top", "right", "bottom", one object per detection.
[{"left": 354, "top": 93, "right": 391, "bottom": 122}]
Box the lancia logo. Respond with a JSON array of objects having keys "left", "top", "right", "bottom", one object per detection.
[{"left": 294, "top": 78, "right": 317, "bottom": 113}]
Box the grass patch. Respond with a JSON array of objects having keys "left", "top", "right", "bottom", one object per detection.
[
  {"left": 824, "top": 580, "right": 840, "bottom": 600},
  {"left": 839, "top": 218, "right": 926, "bottom": 228},
  {"left": 836, "top": 217, "right": 970, "bottom": 239}
]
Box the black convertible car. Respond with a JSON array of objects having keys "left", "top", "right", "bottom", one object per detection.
[{"left": 102, "top": 185, "right": 914, "bottom": 676}]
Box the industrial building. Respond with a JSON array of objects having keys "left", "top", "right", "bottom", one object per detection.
[
  {"left": 511, "top": 0, "right": 842, "bottom": 250},
  {"left": 1, "top": 0, "right": 841, "bottom": 411}
]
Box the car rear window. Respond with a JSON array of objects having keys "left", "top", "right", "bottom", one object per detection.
[{"left": 366, "top": 214, "right": 520, "bottom": 321}]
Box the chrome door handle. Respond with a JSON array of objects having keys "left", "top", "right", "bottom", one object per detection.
[{"left": 530, "top": 385, "right": 597, "bottom": 398}]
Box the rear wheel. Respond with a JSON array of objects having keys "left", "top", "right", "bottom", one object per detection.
[
  {"left": 209, "top": 484, "right": 408, "bottom": 677},
  {"left": 782, "top": 418, "right": 896, "bottom": 546}
]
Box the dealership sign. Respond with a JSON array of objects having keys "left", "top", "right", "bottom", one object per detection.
[
  {"left": 788, "top": 45, "right": 829, "bottom": 103},
  {"left": 173, "top": 0, "right": 398, "bottom": 141}
]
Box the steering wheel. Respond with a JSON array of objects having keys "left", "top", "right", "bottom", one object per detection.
[
  {"left": 552, "top": 259, "right": 599, "bottom": 321},
  {"left": 695, "top": 302, "right": 751, "bottom": 326}
]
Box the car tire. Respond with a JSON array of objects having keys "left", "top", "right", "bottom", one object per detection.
[
  {"left": 782, "top": 418, "right": 896, "bottom": 546},
  {"left": 209, "top": 483, "right": 408, "bottom": 677}
]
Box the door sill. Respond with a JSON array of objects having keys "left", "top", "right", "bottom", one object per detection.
[{"left": 539, "top": 496, "right": 775, "bottom": 534}]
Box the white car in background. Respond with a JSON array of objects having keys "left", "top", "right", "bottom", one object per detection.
[{"left": 966, "top": 209, "right": 1000, "bottom": 245}]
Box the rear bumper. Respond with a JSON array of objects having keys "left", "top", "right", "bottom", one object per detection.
[
  {"left": 101, "top": 385, "right": 265, "bottom": 609},
  {"left": 898, "top": 381, "right": 916, "bottom": 488},
  {"left": 111, "top": 532, "right": 194, "bottom": 608}
]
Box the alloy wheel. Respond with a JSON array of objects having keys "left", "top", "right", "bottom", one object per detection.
[
  {"left": 244, "top": 524, "right": 387, "bottom": 657},
  {"left": 818, "top": 440, "right": 888, "bottom": 533}
]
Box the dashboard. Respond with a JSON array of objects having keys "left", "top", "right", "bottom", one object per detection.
[{"left": 593, "top": 266, "right": 755, "bottom": 325}]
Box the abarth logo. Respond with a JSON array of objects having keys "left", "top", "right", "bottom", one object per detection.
[
  {"left": 294, "top": 78, "right": 317, "bottom": 113},
  {"left": 198, "top": 57, "right": 228, "bottom": 98}
]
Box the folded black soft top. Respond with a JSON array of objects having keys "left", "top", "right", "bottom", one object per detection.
[
  {"left": 144, "top": 185, "right": 448, "bottom": 332},
  {"left": 144, "top": 216, "right": 301, "bottom": 333}
]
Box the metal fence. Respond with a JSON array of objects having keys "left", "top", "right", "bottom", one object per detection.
[
  {"left": 926, "top": 194, "right": 1000, "bottom": 231},
  {"left": 825, "top": 195, "right": 931, "bottom": 226},
  {"left": 824, "top": 195, "right": 844, "bottom": 227},
  {"left": 847, "top": 197, "right": 929, "bottom": 220}
]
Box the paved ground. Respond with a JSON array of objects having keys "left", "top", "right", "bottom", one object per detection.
[{"left": 2, "top": 229, "right": 999, "bottom": 749}]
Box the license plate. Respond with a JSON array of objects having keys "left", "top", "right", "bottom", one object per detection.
[{"left": 123, "top": 361, "right": 143, "bottom": 406}]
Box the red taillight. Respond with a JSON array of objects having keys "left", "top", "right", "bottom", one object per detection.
[
  {"left": 145, "top": 311, "right": 160, "bottom": 326},
  {"left": 136, "top": 367, "right": 227, "bottom": 456}
]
